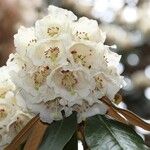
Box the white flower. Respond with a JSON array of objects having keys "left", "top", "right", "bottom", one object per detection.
[
  {"left": 73, "top": 101, "right": 108, "bottom": 123},
  {"left": 48, "top": 5, "right": 77, "bottom": 21},
  {"left": 6, "top": 112, "right": 33, "bottom": 144},
  {"left": 0, "top": 100, "right": 16, "bottom": 127},
  {"left": 35, "top": 6, "right": 77, "bottom": 40},
  {"left": 0, "top": 66, "right": 34, "bottom": 148},
  {"left": 7, "top": 53, "right": 34, "bottom": 74},
  {"left": 5, "top": 5, "right": 125, "bottom": 125},
  {"left": 27, "top": 39, "right": 68, "bottom": 67},
  {"left": 47, "top": 65, "right": 94, "bottom": 104},
  {"left": 0, "top": 111, "right": 32, "bottom": 148},
  {"left": 0, "top": 67, "right": 33, "bottom": 126},
  {"left": 10, "top": 66, "right": 55, "bottom": 103},
  {"left": 102, "top": 45, "right": 121, "bottom": 68},
  {"left": 14, "top": 27, "right": 37, "bottom": 56},
  {"left": 24, "top": 97, "right": 72, "bottom": 124},
  {"left": 72, "top": 17, "right": 106, "bottom": 42},
  {"left": 68, "top": 42, "right": 102, "bottom": 74},
  {"left": 93, "top": 71, "right": 124, "bottom": 100},
  {"left": 0, "top": 67, "right": 15, "bottom": 97},
  {"left": 0, "top": 127, "right": 9, "bottom": 148}
]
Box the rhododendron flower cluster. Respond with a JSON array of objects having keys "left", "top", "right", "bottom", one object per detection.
[
  {"left": 6, "top": 5, "right": 124, "bottom": 124},
  {"left": 0, "top": 67, "right": 33, "bottom": 149}
]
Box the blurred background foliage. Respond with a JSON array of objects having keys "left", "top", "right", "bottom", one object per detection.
[{"left": 0, "top": 0, "right": 150, "bottom": 147}]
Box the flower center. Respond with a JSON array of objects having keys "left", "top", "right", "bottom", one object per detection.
[
  {"left": 94, "top": 76, "right": 104, "bottom": 90},
  {"left": 61, "top": 70, "right": 77, "bottom": 93},
  {"left": 47, "top": 27, "right": 60, "bottom": 37},
  {"left": 71, "top": 50, "right": 91, "bottom": 69},
  {"left": 75, "top": 31, "right": 90, "bottom": 40},
  {"left": 44, "top": 47, "right": 60, "bottom": 62},
  {"left": 0, "top": 88, "right": 7, "bottom": 98},
  {"left": 0, "top": 106, "right": 7, "bottom": 121},
  {"left": 33, "top": 66, "right": 50, "bottom": 90}
]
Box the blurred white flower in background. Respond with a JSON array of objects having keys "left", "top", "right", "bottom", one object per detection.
[{"left": 63, "top": 0, "right": 150, "bottom": 48}]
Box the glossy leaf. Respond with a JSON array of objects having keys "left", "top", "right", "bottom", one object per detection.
[
  {"left": 39, "top": 112, "right": 77, "bottom": 150},
  {"left": 85, "top": 115, "right": 149, "bottom": 150}
]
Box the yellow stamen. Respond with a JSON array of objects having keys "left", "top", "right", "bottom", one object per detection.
[
  {"left": 44, "top": 47, "right": 59, "bottom": 62},
  {"left": 47, "top": 27, "right": 60, "bottom": 37},
  {"left": 33, "top": 66, "right": 50, "bottom": 90},
  {"left": 61, "top": 70, "right": 77, "bottom": 93},
  {"left": 75, "top": 31, "right": 90, "bottom": 40},
  {"left": 0, "top": 106, "right": 7, "bottom": 121}
]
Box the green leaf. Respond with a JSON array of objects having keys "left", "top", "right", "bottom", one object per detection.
[
  {"left": 63, "top": 132, "right": 78, "bottom": 150},
  {"left": 40, "top": 112, "right": 77, "bottom": 150},
  {"left": 85, "top": 115, "right": 149, "bottom": 150}
]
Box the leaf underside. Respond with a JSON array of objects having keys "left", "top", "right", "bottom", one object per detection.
[{"left": 85, "top": 115, "right": 149, "bottom": 150}]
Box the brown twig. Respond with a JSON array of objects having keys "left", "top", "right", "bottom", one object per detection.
[
  {"left": 106, "top": 107, "right": 127, "bottom": 124},
  {"left": 77, "top": 122, "right": 90, "bottom": 150},
  {"left": 115, "top": 108, "right": 150, "bottom": 131},
  {"left": 5, "top": 115, "right": 40, "bottom": 150},
  {"left": 24, "top": 120, "right": 48, "bottom": 150},
  {"left": 100, "top": 96, "right": 150, "bottom": 131}
]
